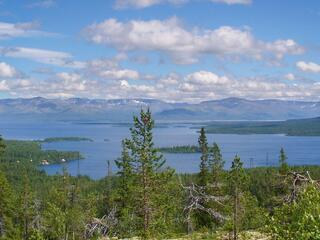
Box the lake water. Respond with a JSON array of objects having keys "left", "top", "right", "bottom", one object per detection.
[{"left": 1, "top": 121, "right": 320, "bottom": 179}]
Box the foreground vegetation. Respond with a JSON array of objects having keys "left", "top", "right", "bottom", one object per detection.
[
  {"left": 203, "top": 117, "right": 320, "bottom": 136},
  {"left": 0, "top": 110, "right": 320, "bottom": 239}
]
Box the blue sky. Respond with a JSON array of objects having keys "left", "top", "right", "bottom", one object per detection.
[{"left": 0, "top": 0, "right": 319, "bottom": 102}]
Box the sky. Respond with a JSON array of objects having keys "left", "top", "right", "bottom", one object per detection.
[{"left": 0, "top": 0, "right": 320, "bottom": 102}]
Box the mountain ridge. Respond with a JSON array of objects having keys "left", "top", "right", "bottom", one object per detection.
[{"left": 0, "top": 97, "right": 319, "bottom": 122}]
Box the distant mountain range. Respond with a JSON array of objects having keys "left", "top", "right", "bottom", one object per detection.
[{"left": 0, "top": 97, "right": 319, "bottom": 122}]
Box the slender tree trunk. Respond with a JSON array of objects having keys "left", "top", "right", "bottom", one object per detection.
[
  {"left": 24, "top": 218, "right": 28, "bottom": 240},
  {"left": 233, "top": 186, "right": 238, "bottom": 240},
  {"left": 187, "top": 210, "right": 193, "bottom": 234},
  {"left": 143, "top": 164, "right": 149, "bottom": 237}
]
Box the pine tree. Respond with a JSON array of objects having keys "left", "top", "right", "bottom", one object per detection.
[
  {"left": 279, "top": 147, "right": 289, "bottom": 175},
  {"left": 19, "top": 172, "right": 34, "bottom": 240},
  {"left": 115, "top": 139, "right": 133, "bottom": 210},
  {"left": 115, "top": 140, "right": 137, "bottom": 236},
  {"left": 228, "top": 155, "right": 249, "bottom": 240},
  {"left": 126, "top": 108, "right": 173, "bottom": 238},
  {"left": 0, "top": 170, "right": 16, "bottom": 239},
  {"left": 0, "top": 135, "right": 5, "bottom": 164},
  {"left": 209, "top": 143, "right": 225, "bottom": 186},
  {"left": 198, "top": 128, "right": 209, "bottom": 186}
]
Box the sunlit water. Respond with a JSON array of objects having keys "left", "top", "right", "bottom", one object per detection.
[{"left": 1, "top": 121, "right": 320, "bottom": 179}]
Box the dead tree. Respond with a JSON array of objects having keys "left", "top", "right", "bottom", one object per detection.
[
  {"left": 182, "top": 183, "right": 227, "bottom": 234},
  {"left": 84, "top": 206, "right": 118, "bottom": 239},
  {"left": 285, "top": 171, "right": 320, "bottom": 203}
]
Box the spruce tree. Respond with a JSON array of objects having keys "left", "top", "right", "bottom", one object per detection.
[
  {"left": 0, "top": 170, "right": 16, "bottom": 239},
  {"left": 115, "top": 139, "right": 137, "bottom": 236},
  {"left": 279, "top": 147, "right": 289, "bottom": 175},
  {"left": 228, "top": 155, "right": 249, "bottom": 240},
  {"left": 209, "top": 143, "right": 225, "bottom": 186},
  {"left": 0, "top": 135, "right": 5, "bottom": 164},
  {"left": 198, "top": 128, "right": 209, "bottom": 186},
  {"left": 115, "top": 139, "right": 133, "bottom": 210}
]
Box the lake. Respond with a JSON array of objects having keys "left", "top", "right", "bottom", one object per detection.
[{"left": 1, "top": 121, "right": 320, "bottom": 179}]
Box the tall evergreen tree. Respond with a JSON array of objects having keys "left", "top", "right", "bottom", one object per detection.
[
  {"left": 19, "top": 172, "right": 35, "bottom": 240},
  {"left": 115, "top": 139, "right": 133, "bottom": 210},
  {"left": 198, "top": 128, "right": 209, "bottom": 186},
  {"left": 209, "top": 143, "right": 225, "bottom": 186},
  {"left": 228, "top": 155, "right": 249, "bottom": 240},
  {"left": 115, "top": 139, "right": 137, "bottom": 237},
  {"left": 0, "top": 135, "right": 5, "bottom": 164},
  {"left": 126, "top": 108, "right": 173, "bottom": 238},
  {"left": 279, "top": 147, "right": 289, "bottom": 175},
  {"left": 0, "top": 170, "right": 16, "bottom": 239}
]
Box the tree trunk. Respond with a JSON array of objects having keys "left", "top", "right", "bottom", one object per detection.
[
  {"left": 143, "top": 164, "right": 149, "bottom": 237},
  {"left": 233, "top": 186, "right": 238, "bottom": 240}
]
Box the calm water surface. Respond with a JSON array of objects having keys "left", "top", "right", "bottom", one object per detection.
[{"left": 0, "top": 122, "right": 319, "bottom": 179}]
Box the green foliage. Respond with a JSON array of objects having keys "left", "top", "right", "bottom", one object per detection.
[
  {"left": 204, "top": 117, "right": 320, "bottom": 136},
  {"left": 120, "top": 108, "right": 175, "bottom": 238},
  {"left": 209, "top": 143, "right": 225, "bottom": 185},
  {"left": 41, "top": 136, "right": 93, "bottom": 143},
  {"left": 198, "top": 128, "right": 209, "bottom": 186},
  {"left": 267, "top": 185, "right": 320, "bottom": 240},
  {"left": 279, "top": 147, "right": 289, "bottom": 175},
  {"left": 2, "top": 140, "right": 82, "bottom": 165},
  {"left": 0, "top": 170, "right": 17, "bottom": 239},
  {"left": 159, "top": 145, "right": 200, "bottom": 153},
  {"left": 0, "top": 136, "right": 5, "bottom": 162},
  {"left": 1, "top": 115, "right": 320, "bottom": 239}
]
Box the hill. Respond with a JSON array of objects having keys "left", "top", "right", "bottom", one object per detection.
[
  {"left": 204, "top": 117, "right": 320, "bottom": 136},
  {"left": 0, "top": 97, "right": 319, "bottom": 122}
]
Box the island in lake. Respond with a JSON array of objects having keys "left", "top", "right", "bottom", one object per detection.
[
  {"left": 202, "top": 117, "right": 320, "bottom": 136},
  {"left": 2, "top": 140, "right": 83, "bottom": 165},
  {"left": 159, "top": 145, "right": 200, "bottom": 153},
  {"left": 40, "top": 137, "right": 93, "bottom": 143}
]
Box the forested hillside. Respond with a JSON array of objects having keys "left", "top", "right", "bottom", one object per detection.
[{"left": 0, "top": 110, "right": 320, "bottom": 239}]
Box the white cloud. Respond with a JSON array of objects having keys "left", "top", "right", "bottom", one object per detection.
[
  {"left": 296, "top": 61, "right": 320, "bottom": 73},
  {"left": 211, "top": 0, "right": 251, "bottom": 5},
  {"left": 83, "top": 17, "right": 304, "bottom": 64},
  {"left": 0, "top": 62, "right": 18, "bottom": 78},
  {"left": 285, "top": 73, "right": 295, "bottom": 81},
  {"left": 0, "top": 21, "right": 53, "bottom": 39},
  {"left": 0, "top": 47, "right": 85, "bottom": 68},
  {"left": 114, "top": 0, "right": 187, "bottom": 9},
  {"left": 2, "top": 69, "right": 320, "bottom": 102},
  {"left": 185, "top": 71, "right": 230, "bottom": 85},
  {"left": 0, "top": 80, "right": 9, "bottom": 90},
  {"left": 99, "top": 69, "right": 140, "bottom": 80},
  {"left": 159, "top": 73, "right": 180, "bottom": 86}
]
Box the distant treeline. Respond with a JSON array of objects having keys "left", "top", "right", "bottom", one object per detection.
[
  {"left": 1, "top": 140, "right": 83, "bottom": 164},
  {"left": 159, "top": 145, "right": 200, "bottom": 153},
  {"left": 203, "top": 117, "right": 320, "bottom": 136},
  {"left": 40, "top": 137, "right": 93, "bottom": 143}
]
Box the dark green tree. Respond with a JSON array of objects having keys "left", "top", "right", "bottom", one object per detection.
[
  {"left": 126, "top": 108, "right": 174, "bottom": 238},
  {"left": 115, "top": 139, "right": 137, "bottom": 237},
  {"left": 0, "top": 170, "right": 17, "bottom": 239},
  {"left": 0, "top": 136, "right": 5, "bottom": 163},
  {"left": 227, "top": 155, "right": 249, "bottom": 240},
  {"left": 209, "top": 143, "right": 225, "bottom": 186},
  {"left": 279, "top": 147, "right": 289, "bottom": 175},
  {"left": 19, "top": 172, "right": 35, "bottom": 240},
  {"left": 198, "top": 128, "right": 209, "bottom": 186}
]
